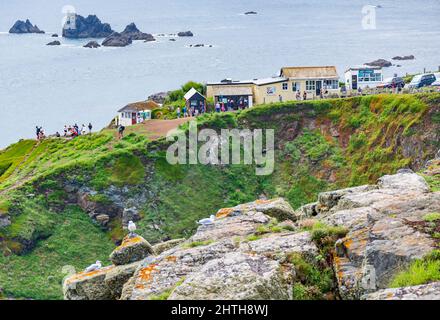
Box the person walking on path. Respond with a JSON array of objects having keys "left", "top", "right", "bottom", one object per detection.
[
  {"left": 176, "top": 107, "right": 181, "bottom": 118},
  {"left": 35, "top": 126, "right": 41, "bottom": 140},
  {"left": 88, "top": 123, "right": 92, "bottom": 134}
]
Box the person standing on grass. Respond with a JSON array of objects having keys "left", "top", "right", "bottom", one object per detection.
[
  {"left": 88, "top": 123, "right": 92, "bottom": 134},
  {"left": 296, "top": 91, "right": 301, "bottom": 100},
  {"left": 35, "top": 126, "right": 41, "bottom": 139},
  {"left": 303, "top": 91, "right": 307, "bottom": 101},
  {"left": 118, "top": 125, "right": 125, "bottom": 139},
  {"left": 176, "top": 107, "right": 181, "bottom": 118}
]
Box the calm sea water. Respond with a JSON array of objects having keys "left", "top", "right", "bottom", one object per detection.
[{"left": 0, "top": 0, "right": 439, "bottom": 149}]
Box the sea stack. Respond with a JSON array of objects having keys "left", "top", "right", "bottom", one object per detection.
[
  {"left": 9, "top": 19, "right": 45, "bottom": 34},
  {"left": 62, "top": 14, "right": 114, "bottom": 38},
  {"left": 121, "top": 23, "right": 155, "bottom": 41}
]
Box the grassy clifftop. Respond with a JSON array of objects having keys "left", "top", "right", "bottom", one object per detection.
[{"left": 0, "top": 93, "right": 439, "bottom": 299}]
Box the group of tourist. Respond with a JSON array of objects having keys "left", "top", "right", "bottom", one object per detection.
[
  {"left": 215, "top": 98, "right": 250, "bottom": 112},
  {"left": 35, "top": 123, "right": 93, "bottom": 141},
  {"left": 176, "top": 105, "right": 207, "bottom": 118},
  {"left": 62, "top": 123, "right": 93, "bottom": 138}
]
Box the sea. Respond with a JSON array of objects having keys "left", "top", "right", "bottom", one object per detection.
[{"left": 0, "top": 0, "right": 439, "bottom": 149}]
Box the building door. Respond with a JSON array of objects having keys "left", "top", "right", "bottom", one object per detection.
[
  {"left": 131, "top": 113, "right": 137, "bottom": 125},
  {"left": 352, "top": 75, "right": 358, "bottom": 90},
  {"left": 316, "top": 81, "right": 322, "bottom": 96}
]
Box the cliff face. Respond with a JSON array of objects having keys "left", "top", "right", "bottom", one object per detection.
[{"left": 0, "top": 93, "right": 439, "bottom": 299}]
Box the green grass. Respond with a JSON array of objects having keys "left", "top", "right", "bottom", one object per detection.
[
  {"left": 183, "top": 240, "right": 214, "bottom": 248},
  {"left": 423, "top": 212, "right": 440, "bottom": 223},
  {"left": 290, "top": 253, "right": 334, "bottom": 300},
  {"left": 390, "top": 250, "right": 440, "bottom": 288},
  {"left": 0, "top": 206, "right": 114, "bottom": 299}
]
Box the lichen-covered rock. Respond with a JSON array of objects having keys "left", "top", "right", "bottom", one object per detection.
[
  {"left": 362, "top": 282, "right": 440, "bottom": 300},
  {"left": 63, "top": 266, "right": 115, "bottom": 300},
  {"left": 192, "top": 211, "right": 269, "bottom": 242},
  {"left": 239, "top": 231, "right": 317, "bottom": 260},
  {"left": 169, "top": 252, "right": 291, "bottom": 300},
  {"left": 317, "top": 171, "right": 440, "bottom": 299},
  {"left": 153, "top": 238, "right": 186, "bottom": 255},
  {"left": 215, "top": 198, "right": 297, "bottom": 222},
  {"left": 104, "top": 261, "right": 140, "bottom": 299},
  {"left": 125, "top": 240, "right": 236, "bottom": 300},
  {"left": 109, "top": 235, "right": 155, "bottom": 265},
  {"left": 317, "top": 185, "right": 377, "bottom": 212}
]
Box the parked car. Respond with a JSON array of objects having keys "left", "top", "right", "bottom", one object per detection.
[
  {"left": 406, "top": 73, "right": 436, "bottom": 89},
  {"left": 378, "top": 77, "right": 405, "bottom": 89}
]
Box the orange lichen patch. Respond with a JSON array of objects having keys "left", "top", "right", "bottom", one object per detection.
[
  {"left": 255, "top": 199, "right": 272, "bottom": 205},
  {"left": 386, "top": 292, "right": 394, "bottom": 299},
  {"left": 165, "top": 255, "right": 177, "bottom": 263},
  {"left": 343, "top": 238, "right": 354, "bottom": 250},
  {"left": 115, "top": 236, "right": 143, "bottom": 251},
  {"left": 216, "top": 207, "right": 234, "bottom": 219},
  {"left": 332, "top": 254, "right": 344, "bottom": 283},
  {"left": 65, "top": 266, "right": 115, "bottom": 285},
  {"left": 138, "top": 264, "right": 158, "bottom": 283}
]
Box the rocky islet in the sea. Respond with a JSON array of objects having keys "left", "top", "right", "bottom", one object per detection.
[
  {"left": 83, "top": 41, "right": 101, "bottom": 48},
  {"left": 62, "top": 14, "right": 114, "bottom": 38},
  {"left": 46, "top": 40, "right": 61, "bottom": 46},
  {"left": 9, "top": 19, "right": 45, "bottom": 34}
]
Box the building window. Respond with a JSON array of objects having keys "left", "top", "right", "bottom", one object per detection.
[
  {"left": 292, "top": 82, "right": 300, "bottom": 92},
  {"left": 324, "top": 80, "right": 339, "bottom": 89},
  {"left": 282, "top": 83, "right": 288, "bottom": 90},
  {"left": 266, "top": 87, "right": 276, "bottom": 95},
  {"left": 306, "top": 80, "right": 316, "bottom": 91}
]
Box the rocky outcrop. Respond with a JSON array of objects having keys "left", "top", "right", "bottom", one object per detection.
[
  {"left": 110, "top": 235, "right": 155, "bottom": 265},
  {"left": 392, "top": 55, "right": 415, "bottom": 61},
  {"left": 362, "top": 282, "right": 440, "bottom": 300},
  {"left": 152, "top": 238, "right": 185, "bottom": 255},
  {"left": 46, "top": 40, "right": 61, "bottom": 46},
  {"left": 63, "top": 161, "right": 440, "bottom": 300},
  {"left": 9, "top": 19, "right": 44, "bottom": 34},
  {"left": 121, "top": 23, "right": 155, "bottom": 41},
  {"left": 316, "top": 170, "right": 440, "bottom": 299},
  {"left": 101, "top": 32, "right": 132, "bottom": 47},
  {"left": 169, "top": 252, "right": 290, "bottom": 300},
  {"left": 0, "top": 214, "right": 11, "bottom": 228},
  {"left": 244, "top": 11, "right": 258, "bottom": 15},
  {"left": 177, "top": 31, "right": 193, "bottom": 37},
  {"left": 51, "top": 34, "right": 58, "bottom": 37},
  {"left": 63, "top": 262, "right": 141, "bottom": 300},
  {"left": 83, "top": 41, "right": 100, "bottom": 48},
  {"left": 62, "top": 14, "right": 113, "bottom": 39},
  {"left": 365, "top": 59, "right": 392, "bottom": 68},
  {"left": 147, "top": 91, "right": 169, "bottom": 104}
]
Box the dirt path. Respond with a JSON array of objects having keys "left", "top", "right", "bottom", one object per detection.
[{"left": 126, "top": 117, "right": 194, "bottom": 140}]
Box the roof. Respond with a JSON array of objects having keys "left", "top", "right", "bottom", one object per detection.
[
  {"left": 118, "top": 100, "right": 159, "bottom": 112},
  {"left": 345, "top": 65, "right": 382, "bottom": 72},
  {"left": 207, "top": 77, "right": 287, "bottom": 87},
  {"left": 280, "top": 66, "right": 339, "bottom": 79},
  {"left": 184, "top": 88, "right": 206, "bottom": 100},
  {"left": 253, "top": 77, "right": 287, "bottom": 85}
]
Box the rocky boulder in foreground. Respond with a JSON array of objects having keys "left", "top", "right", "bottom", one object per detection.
[
  {"left": 101, "top": 32, "right": 132, "bottom": 47},
  {"left": 109, "top": 235, "right": 155, "bottom": 265},
  {"left": 62, "top": 14, "right": 113, "bottom": 38},
  {"left": 9, "top": 19, "right": 44, "bottom": 34}
]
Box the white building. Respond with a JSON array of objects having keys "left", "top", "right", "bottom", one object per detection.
[
  {"left": 345, "top": 66, "right": 383, "bottom": 91},
  {"left": 117, "top": 100, "right": 158, "bottom": 126}
]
